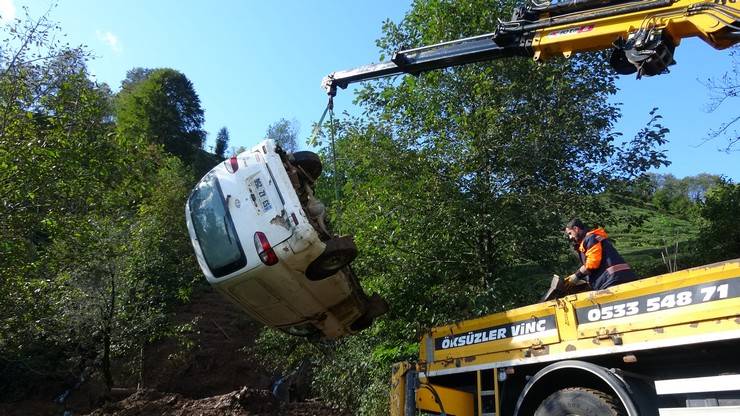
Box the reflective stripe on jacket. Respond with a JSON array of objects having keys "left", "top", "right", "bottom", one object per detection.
[{"left": 578, "top": 228, "right": 638, "bottom": 290}]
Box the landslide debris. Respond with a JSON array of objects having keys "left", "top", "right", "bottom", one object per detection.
[
  {"left": 86, "top": 387, "right": 347, "bottom": 416},
  {"left": 0, "top": 287, "right": 347, "bottom": 416}
]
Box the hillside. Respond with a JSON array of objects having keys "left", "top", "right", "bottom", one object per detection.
[
  {"left": 0, "top": 288, "right": 347, "bottom": 416},
  {"left": 607, "top": 197, "right": 703, "bottom": 277}
]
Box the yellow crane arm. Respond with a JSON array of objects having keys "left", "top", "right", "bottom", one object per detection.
[{"left": 324, "top": 0, "right": 740, "bottom": 93}]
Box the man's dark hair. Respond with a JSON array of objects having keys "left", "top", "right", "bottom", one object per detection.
[{"left": 565, "top": 218, "right": 588, "bottom": 230}]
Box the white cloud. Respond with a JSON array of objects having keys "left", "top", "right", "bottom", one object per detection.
[
  {"left": 0, "top": 0, "right": 16, "bottom": 24},
  {"left": 96, "top": 30, "right": 122, "bottom": 54}
]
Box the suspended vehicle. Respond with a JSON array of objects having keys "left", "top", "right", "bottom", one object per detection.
[{"left": 185, "top": 140, "right": 387, "bottom": 339}]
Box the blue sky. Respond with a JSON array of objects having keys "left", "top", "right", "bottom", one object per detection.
[{"left": 5, "top": 0, "right": 738, "bottom": 180}]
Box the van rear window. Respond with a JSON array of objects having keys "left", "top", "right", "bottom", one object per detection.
[{"left": 189, "top": 174, "right": 246, "bottom": 277}]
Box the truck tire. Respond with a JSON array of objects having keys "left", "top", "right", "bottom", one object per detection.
[
  {"left": 306, "top": 236, "right": 357, "bottom": 281},
  {"left": 534, "top": 387, "right": 624, "bottom": 416},
  {"left": 291, "top": 151, "right": 322, "bottom": 182}
]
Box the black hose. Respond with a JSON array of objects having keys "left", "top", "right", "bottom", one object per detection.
[{"left": 499, "top": 0, "right": 673, "bottom": 34}]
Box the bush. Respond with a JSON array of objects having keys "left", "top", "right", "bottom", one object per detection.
[{"left": 698, "top": 181, "right": 740, "bottom": 262}]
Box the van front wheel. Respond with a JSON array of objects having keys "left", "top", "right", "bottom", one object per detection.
[{"left": 306, "top": 237, "right": 357, "bottom": 281}]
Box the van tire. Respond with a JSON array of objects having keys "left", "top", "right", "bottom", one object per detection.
[
  {"left": 350, "top": 294, "right": 388, "bottom": 332},
  {"left": 292, "top": 151, "right": 322, "bottom": 182},
  {"left": 350, "top": 313, "right": 374, "bottom": 332},
  {"left": 306, "top": 237, "right": 357, "bottom": 281},
  {"left": 534, "top": 387, "right": 624, "bottom": 416}
]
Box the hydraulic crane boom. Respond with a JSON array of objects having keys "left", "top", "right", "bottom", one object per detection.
[{"left": 323, "top": 0, "right": 740, "bottom": 95}]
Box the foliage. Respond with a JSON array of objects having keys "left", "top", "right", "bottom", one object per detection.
[
  {"left": 119, "top": 67, "right": 153, "bottom": 91},
  {"left": 49, "top": 216, "right": 135, "bottom": 390},
  {"left": 647, "top": 173, "right": 721, "bottom": 216},
  {"left": 0, "top": 11, "right": 201, "bottom": 398},
  {"left": 0, "top": 3, "right": 732, "bottom": 414},
  {"left": 41, "top": 158, "right": 198, "bottom": 391},
  {"left": 612, "top": 108, "right": 670, "bottom": 180},
  {"left": 0, "top": 10, "right": 109, "bottom": 393},
  {"left": 115, "top": 68, "right": 206, "bottom": 161},
  {"left": 703, "top": 45, "right": 739, "bottom": 151},
  {"left": 266, "top": 117, "right": 299, "bottom": 152},
  {"left": 697, "top": 180, "right": 740, "bottom": 261},
  {"left": 214, "top": 126, "right": 229, "bottom": 159},
  {"left": 606, "top": 199, "right": 702, "bottom": 276}
]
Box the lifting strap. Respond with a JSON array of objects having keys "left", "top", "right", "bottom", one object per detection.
[{"left": 310, "top": 95, "right": 341, "bottom": 233}]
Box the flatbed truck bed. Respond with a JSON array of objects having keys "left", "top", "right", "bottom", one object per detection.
[{"left": 392, "top": 259, "right": 740, "bottom": 415}]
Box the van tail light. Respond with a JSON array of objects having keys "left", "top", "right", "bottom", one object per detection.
[
  {"left": 254, "top": 231, "right": 279, "bottom": 266},
  {"left": 225, "top": 156, "right": 239, "bottom": 173}
]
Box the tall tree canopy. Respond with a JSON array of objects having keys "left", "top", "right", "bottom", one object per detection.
[
  {"left": 215, "top": 126, "right": 230, "bottom": 158},
  {"left": 1, "top": 15, "right": 200, "bottom": 398},
  {"left": 266, "top": 117, "right": 299, "bottom": 152},
  {"left": 115, "top": 68, "right": 206, "bottom": 161},
  {"left": 119, "top": 67, "right": 154, "bottom": 91}
]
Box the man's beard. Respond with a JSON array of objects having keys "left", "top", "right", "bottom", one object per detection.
[
  {"left": 568, "top": 237, "right": 581, "bottom": 250},
  {"left": 569, "top": 233, "right": 584, "bottom": 249}
]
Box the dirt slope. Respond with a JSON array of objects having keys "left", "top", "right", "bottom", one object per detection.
[
  {"left": 0, "top": 287, "right": 347, "bottom": 416},
  {"left": 86, "top": 387, "right": 346, "bottom": 416},
  {"left": 140, "top": 288, "right": 273, "bottom": 397}
]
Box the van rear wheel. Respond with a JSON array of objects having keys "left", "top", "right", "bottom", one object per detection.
[
  {"left": 350, "top": 294, "right": 389, "bottom": 332},
  {"left": 534, "top": 387, "right": 624, "bottom": 416},
  {"left": 306, "top": 236, "right": 357, "bottom": 281},
  {"left": 292, "top": 151, "right": 322, "bottom": 182}
]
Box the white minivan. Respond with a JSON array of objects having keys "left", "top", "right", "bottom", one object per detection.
[{"left": 185, "top": 140, "right": 386, "bottom": 338}]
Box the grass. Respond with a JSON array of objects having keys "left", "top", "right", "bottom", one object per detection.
[
  {"left": 483, "top": 197, "right": 707, "bottom": 304},
  {"left": 606, "top": 200, "right": 703, "bottom": 277}
]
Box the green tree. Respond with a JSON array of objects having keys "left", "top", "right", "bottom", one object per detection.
[
  {"left": 48, "top": 158, "right": 198, "bottom": 392},
  {"left": 647, "top": 173, "right": 722, "bottom": 216},
  {"left": 119, "top": 67, "right": 153, "bottom": 91},
  {"left": 215, "top": 126, "right": 229, "bottom": 158},
  {"left": 115, "top": 68, "right": 206, "bottom": 161},
  {"left": 685, "top": 173, "right": 723, "bottom": 201},
  {"left": 263, "top": 1, "right": 670, "bottom": 413},
  {"left": 0, "top": 12, "right": 197, "bottom": 398},
  {"left": 51, "top": 217, "right": 133, "bottom": 391},
  {"left": 704, "top": 46, "right": 739, "bottom": 152},
  {"left": 266, "top": 117, "right": 299, "bottom": 152},
  {"left": 0, "top": 10, "right": 158, "bottom": 395},
  {"left": 698, "top": 180, "right": 740, "bottom": 261}
]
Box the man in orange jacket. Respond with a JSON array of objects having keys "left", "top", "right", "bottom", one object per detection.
[{"left": 564, "top": 219, "right": 639, "bottom": 291}]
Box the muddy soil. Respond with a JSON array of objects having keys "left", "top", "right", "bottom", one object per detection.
[
  {"left": 85, "top": 387, "right": 347, "bottom": 416},
  {"left": 0, "top": 288, "right": 347, "bottom": 416}
]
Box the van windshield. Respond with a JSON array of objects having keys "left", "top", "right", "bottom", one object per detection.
[{"left": 189, "top": 174, "right": 246, "bottom": 277}]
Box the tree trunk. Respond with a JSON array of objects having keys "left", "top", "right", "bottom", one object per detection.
[
  {"left": 102, "top": 267, "right": 116, "bottom": 392},
  {"left": 102, "top": 327, "right": 112, "bottom": 391}
]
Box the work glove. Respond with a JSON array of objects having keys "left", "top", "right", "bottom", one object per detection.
[{"left": 564, "top": 274, "right": 587, "bottom": 288}]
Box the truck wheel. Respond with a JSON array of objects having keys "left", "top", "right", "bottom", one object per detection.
[
  {"left": 534, "top": 387, "right": 624, "bottom": 416},
  {"left": 291, "top": 151, "right": 322, "bottom": 181},
  {"left": 306, "top": 236, "right": 357, "bottom": 281}
]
